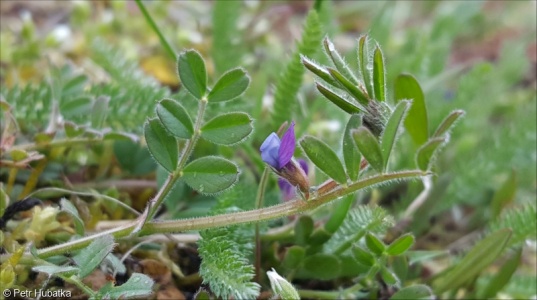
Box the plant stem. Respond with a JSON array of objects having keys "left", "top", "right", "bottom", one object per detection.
[
  {"left": 27, "top": 170, "right": 425, "bottom": 259},
  {"left": 134, "top": 0, "right": 176, "bottom": 60},
  {"left": 10, "top": 138, "right": 102, "bottom": 152},
  {"left": 254, "top": 168, "right": 270, "bottom": 283}
]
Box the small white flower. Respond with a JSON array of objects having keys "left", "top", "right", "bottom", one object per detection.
[{"left": 266, "top": 268, "right": 300, "bottom": 300}]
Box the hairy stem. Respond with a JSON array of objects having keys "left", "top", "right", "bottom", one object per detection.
[
  {"left": 28, "top": 170, "right": 425, "bottom": 259},
  {"left": 254, "top": 168, "right": 270, "bottom": 282}
]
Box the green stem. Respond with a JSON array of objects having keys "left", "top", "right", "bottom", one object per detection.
[
  {"left": 254, "top": 168, "right": 270, "bottom": 282},
  {"left": 134, "top": 0, "right": 176, "bottom": 60},
  {"left": 11, "top": 138, "right": 101, "bottom": 152},
  {"left": 27, "top": 170, "right": 425, "bottom": 259}
]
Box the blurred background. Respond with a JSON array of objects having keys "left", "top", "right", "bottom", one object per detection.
[{"left": 1, "top": 1, "right": 536, "bottom": 298}]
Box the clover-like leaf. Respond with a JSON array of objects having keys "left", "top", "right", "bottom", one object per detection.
[
  {"left": 415, "top": 137, "right": 445, "bottom": 171},
  {"left": 316, "top": 82, "right": 361, "bottom": 114},
  {"left": 156, "top": 99, "right": 194, "bottom": 139},
  {"left": 103, "top": 273, "right": 154, "bottom": 299},
  {"left": 365, "top": 232, "right": 385, "bottom": 256},
  {"left": 386, "top": 233, "right": 415, "bottom": 256},
  {"left": 352, "top": 246, "right": 375, "bottom": 267},
  {"left": 144, "top": 118, "right": 178, "bottom": 173},
  {"left": 178, "top": 50, "right": 207, "bottom": 99},
  {"left": 328, "top": 68, "right": 369, "bottom": 106},
  {"left": 201, "top": 112, "right": 253, "bottom": 145},
  {"left": 208, "top": 68, "right": 250, "bottom": 102},
  {"left": 182, "top": 156, "right": 239, "bottom": 194},
  {"left": 303, "top": 253, "right": 341, "bottom": 280},
  {"left": 300, "top": 135, "right": 347, "bottom": 184}
]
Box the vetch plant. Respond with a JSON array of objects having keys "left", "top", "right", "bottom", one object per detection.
[{"left": 3, "top": 2, "right": 532, "bottom": 300}]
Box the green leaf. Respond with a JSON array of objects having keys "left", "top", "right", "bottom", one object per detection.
[
  {"left": 0, "top": 187, "right": 8, "bottom": 217},
  {"left": 91, "top": 95, "right": 109, "bottom": 128},
  {"left": 323, "top": 37, "right": 358, "bottom": 85},
  {"left": 432, "top": 110, "right": 465, "bottom": 138},
  {"left": 64, "top": 121, "right": 85, "bottom": 138},
  {"left": 481, "top": 248, "right": 522, "bottom": 298},
  {"left": 156, "top": 99, "right": 193, "bottom": 139},
  {"left": 358, "top": 35, "right": 374, "bottom": 98},
  {"left": 301, "top": 55, "right": 341, "bottom": 87},
  {"left": 343, "top": 115, "right": 362, "bottom": 181},
  {"left": 381, "top": 101, "right": 410, "bottom": 170},
  {"left": 300, "top": 135, "right": 347, "bottom": 184},
  {"left": 488, "top": 204, "right": 536, "bottom": 247},
  {"left": 295, "top": 216, "right": 314, "bottom": 246},
  {"left": 324, "top": 195, "right": 353, "bottom": 234},
  {"left": 208, "top": 68, "right": 250, "bottom": 102},
  {"left": 415, "top": 137, "right": 445, "bottom": 171},
  {"left": 386, "top": 233, "right": 415, "bottom": 256},
  {"left": 394, "top": 74, "right": 428, "bottom": 146},
  {"left": 32, "top": 265, "right": 79, "bottom": 276},
  {"left": 282, "top": 246, "right": 306, "bottom": 270},
  {"left": 316, "top": 82, "right": 361, "bottom": 114},
  {"left": 61, "top": 96, "right": 92, "bottom": 119},
  {"left": 201, "top": 112, "right": 253, "bottom": 145},
  {"left": 352, "top": 246, "right": 375, "bottom": 267},
  {"left": 308, "top": 228, "right": 332, "bottom": 246},
  {"left": 103, "top": 131, "right": 139, "bottom": 142},
  {"left": 365, "top": 232, "right": 386, "bottom": 256},
  {"left": 182, "top": 156, "right": 239, "bottom": 194},
  {"left": 144, "top": 118, "right": 178, "bottom": 173},
  {"left": 328, "top": 67, "right": 369, "bottom": 106},
  {"left": 178, "top": 50, "right": 207, "bottom": 99},
  {"left": 391, "top": 285, "right": 434, "bottom": 300},
  {"left": 490, "top": 170, "right": 517, "bottom": 218},
  {"left": 353, "top": 127, "right": 384, "bottom": 172},
  {"left": 381, "top": 266, "right": 398, "bottom": 286},
  {"left": 373, "top": 45, "right": 386, "bottom": 101},
  {"left": 60, "top": 198, "right": 85, "bottom": 235},
  {"left": 103, "top": 273, "right": 154, "bottom": 299},
  {"left": 303, "top": 253, "right": 341, "bottom": 280},
  {"left": 433, "top": 229, "right": 512, "bottom": 294},
  {"left": 73, "top": 235, "right": 115, "bottom": 278},
  {"left": 392, "top": 256, "right": 409, "bottom": 282}
]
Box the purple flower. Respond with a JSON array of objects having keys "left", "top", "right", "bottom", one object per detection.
[
  {"left": 278, "top": 159, "right": 309, "bottom": 201},
  {"left": 260, "top": 122, "right": 296, "bottom": 170},
  {"left": 260, "top": 122, "right": 310, "bottom": 199}
]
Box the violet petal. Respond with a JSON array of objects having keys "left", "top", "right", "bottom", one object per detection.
[
  {"left": 260, "top": 132, "right": 281, "bottom": 169},
  {"left": 278, "top": 122, "right": 296, "bottom": 169},
  {"left": 298, "top": 159, "right": 309, "bottom": 175},
  {"left": 278, "top": 178, "right": 295, "bottom": 201}
]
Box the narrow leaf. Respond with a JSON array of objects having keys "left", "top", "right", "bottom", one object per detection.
[
  {"left": 481, "top": 248, "right": 522, "bottom": 298},
  {"left": 301, "top": 55, "right": 340, "bottom": 87},
  {"left": 372, "top": 45, "right": 386, "bottom": 101},
  {"left": 300, "top": 136, "right": 347, "bottom": 184},
  {"left": 391, "top": 285, "right": 434, "bottom": 300},
  {"left": 316, "top": 82, "right": 361, "bottom": 114},
  {"left": 91, "top": 96, "right": 109, "bottom": 128},
  {"left": 104, "top": 273, "right": 154, "bottom": 299},
  {"left": 352, "top": 246, "right": 375, "bottom": 267},
  {"left": 328, "top": 67, "right": 369, "bottom": 106},
  {"left": 295, "top": 216, "right": 314, "bottom": 246},
  {"left": 353, "top": 127, "right": 384, "bottom": 172},
  {"left": 490, "top": 170, "right": 517, "bottom": 218},
  {"left": 381, "top": 266, "right": 398, "bottom": 285},
  {"left": 60, "top": 198, "right": 85, "bottom": 235},
  {"left": 178, "top": 50, "right": 207, "bottom": 99},
  {"left": 324, "top": 195, "right": 353, "bottom": 234},
  {"left": 182, "top": 156, "right": 239, "bottom": 194},
  {"left": 394, "top": 74, "right": 428, "bottom": 146},
  {"left": 381, "top": 101, "right": 410, "bottom": 170},
  {"left": 144, "top": 118, "right": 178, "bottom": 173},
  {"left": 433, "top": 110, "right": 465, "bottom": 138},
  {"left": 208, "top": 68, "right": 250, "bottom": 102},
  {"left": 343, "top": 115, "right": 362, "bottom": 181},
  {"left": 415, "top": 137, "right": 445, "bottom": 171},
  {"left": 303, "top": 253, "right": 341, "bottom": 280},
  {"left": 365, "top": 232, "right": 386, "bottom": 256},
  {"left": 323, "top": 37, "right": 358, "bottom": 85},
  {"left": 73, "top": 235, "right": 115, "bottom": 278},
  {"left": 433, "top": 229, "right": 512, "bottom": 294},
  {"left": 358, "top": 35, "right": 374, "bottom": 98},
  {"left": 156, "top": 99, "right": 193, "bottom": 139},
  {"left": 201, "top": 112, "right": 253, "bottom": 145},
  {"left": 32, "top": 265, "right": 79, "bottom": 276},
  {"left": 386, "top": 233, "right": 415, "bottom": 256}
]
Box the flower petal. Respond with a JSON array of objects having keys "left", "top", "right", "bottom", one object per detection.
[
  {"left": 298, "top": 159, "right": 309, "bottom": 175},
  {"left": 278, "top": 122, "right": 296, "bottom": 169},
  {"left": 278, "top": 178, "right": 295, "bottom": 201},
  {"left": 260, "top": 132, "right": 281, "bottom": 169}
]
